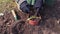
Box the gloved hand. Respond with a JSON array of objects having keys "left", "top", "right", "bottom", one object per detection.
[
  {"left": 34, "top": 8, "right": 40, "bottom": 16},
  {"left": 22, "top": 6, "right": 30, "bottom": 13},
  {"left": 20, "top": 1, "right": 30, "bottom": 13}
]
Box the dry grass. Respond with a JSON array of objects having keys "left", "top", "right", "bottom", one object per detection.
[{"left": 0, "top": 0, "right": 17, "bottom": 13}]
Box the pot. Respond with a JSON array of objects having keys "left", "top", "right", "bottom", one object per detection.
[{"left": 29, "top": 20, "right": 38, "bottom": 26}]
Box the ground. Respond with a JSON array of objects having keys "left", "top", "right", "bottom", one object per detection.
[{"left": 0, "top": 0, "right": 60, "bottom": 34}]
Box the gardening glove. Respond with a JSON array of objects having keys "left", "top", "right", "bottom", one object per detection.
[
  {"left": 22, "top": 6, "right": 30, "bottom": 13},
  {"left": 34, "top": 0, "right": 43, "bottom": 9},
  {"left": 34, "top": 8, "right": 40, "bottom": 16},
  {"left": 20, "top": 1, "right": 30, "bottom": 13}
]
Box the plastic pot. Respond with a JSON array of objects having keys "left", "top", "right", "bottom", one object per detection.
[{"left": 29, "top": 20, "right": 38, "bottom": 26}]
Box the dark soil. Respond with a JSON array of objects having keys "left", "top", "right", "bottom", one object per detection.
[{"left": 0, "top": 0, "right": 60, "bottom": 34}]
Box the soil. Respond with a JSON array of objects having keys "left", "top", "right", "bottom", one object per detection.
[{"left": 0, "top": 0, "right": 60, "bottom": 34}]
